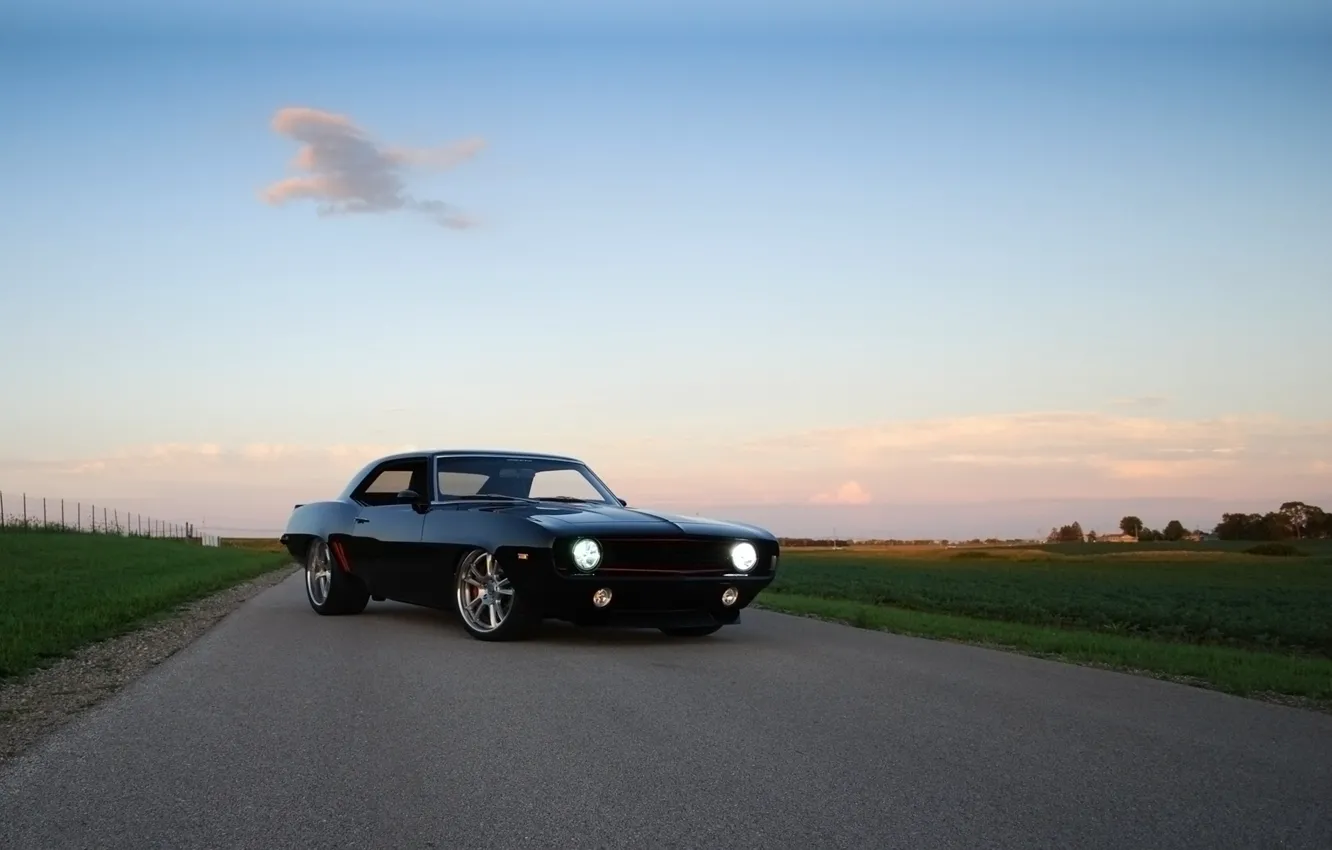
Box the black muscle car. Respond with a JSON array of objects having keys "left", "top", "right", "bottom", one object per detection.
[{"left": 279, "top": 450, "right": 779, "bottom": 641}]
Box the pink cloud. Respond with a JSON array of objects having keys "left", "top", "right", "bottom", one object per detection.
[
  {"left": 261, "top": 106, "right": 484, "bottom": 228},
  {"left": 3, "top": 410, "right": 1329, "bottom": 534},
  {"left": 746, "top": 411, "right": 1329, "bottom": 466},
  {"left": 810, "top": 481, "right": 872, "bottom": 505}
]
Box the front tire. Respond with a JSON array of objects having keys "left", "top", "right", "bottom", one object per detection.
[
  {"left": 305, "top": 538, "right": 370, "bottom": 615},
  {"left": 454, "top": 549, "right": 538, "bottom": 641}
]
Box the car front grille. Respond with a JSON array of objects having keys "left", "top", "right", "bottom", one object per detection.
[
  {"left": 600, "top": 537, "right": 735, "bottom": 575},
  {"left": 552, "top": 536, "right": 759, "bottom": 577}
]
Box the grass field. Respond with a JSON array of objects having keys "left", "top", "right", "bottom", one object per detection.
[
  {"left": 220, "top": 537, "right": 290, "bottom": 554},
  {"left": 762, "top": 542, "right": 1332, "bottom": 704},
  {"left": 6, "top": 527, "right": 1329, "bottom": 705},
  {"left": 0, "top": 530, "right": 293, "bottom": 680}
]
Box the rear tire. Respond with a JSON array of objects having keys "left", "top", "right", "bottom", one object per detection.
[
  {"left": 305, "top": 538, "right": 370, "bottom": 615},
  {"left": 454, "top": 549, "right": 539, "bottom": 641},
  {"left": 659, "top": 624, "right": 723, "bottom": 637}
]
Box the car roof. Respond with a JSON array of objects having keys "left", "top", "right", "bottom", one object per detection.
[
  {"left": 338, "top": 448, "right": 594, "bottom": 498},
  {"left": 374, "top": 448, "right": 586, "bottom": 464}
]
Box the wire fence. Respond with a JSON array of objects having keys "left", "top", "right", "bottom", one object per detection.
[{"left": 0, "top": 489, "right": 221, "bottom": 546}]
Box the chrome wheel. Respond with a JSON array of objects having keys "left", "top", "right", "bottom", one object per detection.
[
  {"left": 306, "top": 540, "right": 333, "bottom": 606},
  {"left": 456, "top": 550, "right": 514, "bottom": 633}
]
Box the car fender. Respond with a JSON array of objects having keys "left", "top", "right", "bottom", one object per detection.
[{"left": 281, "top": 500, "right": 360, "bottom": 561}]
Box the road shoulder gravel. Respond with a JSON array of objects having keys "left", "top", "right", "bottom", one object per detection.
[{"left": 0, "top": 563, "right": 299, "bottom": 764}]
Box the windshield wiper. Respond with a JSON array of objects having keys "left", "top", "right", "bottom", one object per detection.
[{"left": 532, "top": 496, "right": 600, "bottom": 503}]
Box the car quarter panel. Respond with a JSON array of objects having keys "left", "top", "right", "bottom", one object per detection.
[{"left": 281, "top": 500, "right": 360, "bottom": 561}]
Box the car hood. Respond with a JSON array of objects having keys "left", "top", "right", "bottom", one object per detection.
[{"left": 519, "top": 502, "right": 774, "bottom": 540}]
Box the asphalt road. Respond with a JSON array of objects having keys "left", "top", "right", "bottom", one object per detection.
[{"left": 2, "top": 571, "right": 1330, "bottom": 850}]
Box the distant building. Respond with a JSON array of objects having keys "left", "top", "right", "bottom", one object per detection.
[{"left": 1095, "top": 532, "right": 1137, "bottom": 543}]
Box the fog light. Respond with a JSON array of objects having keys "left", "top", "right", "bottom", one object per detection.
[
  {"left": 592, "top": 588, "right": 613, "bottom": 608},
  {"left": 721, "top": 586, "right": 739, "bottom": 607}
]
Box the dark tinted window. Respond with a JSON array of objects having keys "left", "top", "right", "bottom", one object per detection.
[
  {"left": 434, "top": 455, "right": 611, "bottom": 503},
  {"left": 364, "top": 469, "right": 413, "bottom": 493},
  {"left": 355, "top": 457, "right": 429, "bottom": 505}
]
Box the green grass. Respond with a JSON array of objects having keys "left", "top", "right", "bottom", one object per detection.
[
  {"left": 219, "top": 536, "right": 289, "bottom": 554},
  {"left": 0, "top": 530, "right": 293, "bottom": 680},
  {"left": 757, "top": 593, "right": 1332, "bottom": 702},
  {"left": 1019, "top": 539, "right": 1332, "bottom": 557},
  {"left": 762, "top": 546, "right": 1332, "bottom": 703}
]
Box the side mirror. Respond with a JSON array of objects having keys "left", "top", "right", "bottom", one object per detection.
[
  {"left": 397, "top": 489, "right": 429, "bottom": 513},
  {"left": 617, "top": 497, "right": 628, "bottom": 506}
]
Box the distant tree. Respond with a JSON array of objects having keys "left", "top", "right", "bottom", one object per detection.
[
  {"left": 1306, "top": 506, "right": 1331, "bottom": 538},
  {"left": 1210, "top": 506, "right": 1325, "bottom": 541},
  {"left": 1055, "top": 522, "right": 1084, "bottom": 543},
  {"left": 1087, "top": 530, "right": 1099, "bottom": 542},
  {"left": 1163, "top": 520, "right": 1187, "bottom": 541},
  {"left": 1119, "top": 516, "right": 1143, "bottom": 537},
  {"left": 1280, "top": 501, "right": 1312, "bottom": 538},
  {"left": 1215, "top": 512, "right": 1261, "bottom": 540}
]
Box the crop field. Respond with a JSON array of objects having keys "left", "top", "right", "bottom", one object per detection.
[
  {"left": 0, "top": 530, "right": 292, "bottom": 680},
  {"left": 764, "top": 542, "right": 1332, "bottom": 703},
  {"left": 220, "top": 536, "right": 290, "bottom": 554}
]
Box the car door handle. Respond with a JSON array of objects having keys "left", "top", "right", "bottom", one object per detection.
[{"left": 355, "top": 518, "right": 369, "bottom": 524}]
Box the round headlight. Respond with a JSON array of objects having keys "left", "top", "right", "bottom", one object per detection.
[
  {"left": 571, "top": 538, "right": 601, "bottom": 571},
  {"left": 730, "top": 541, "right": 758, "bottom": 572}
]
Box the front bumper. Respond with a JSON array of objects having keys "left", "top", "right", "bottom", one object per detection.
[
  {"left": 495, "top": 545, "right": 773, "bottom": 627},
  {"left": 543, "top": 573, "right": 772, "bottom": 627}
]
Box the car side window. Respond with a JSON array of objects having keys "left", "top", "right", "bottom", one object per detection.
[{"left": 356, "top": 459, "right": 428, "bottom": 506}]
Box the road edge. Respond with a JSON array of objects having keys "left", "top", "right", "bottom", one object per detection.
[
  {"left": 0, "top": 563, "right": 300, "bottom": 765},
  {"left": 751, "top": 596, "right": 1332, "bottom": 715}
]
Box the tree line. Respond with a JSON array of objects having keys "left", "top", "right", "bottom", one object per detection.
[
  {"left": 1046, "top": 519, "right": 1200, "bottom": 543},
  {"left": 1048, "top": 500, "right": 1331, "bottom": 543},
  {"left": 1212, "top": 500, "right": 1331, "bottom": 540},
  {"left": 778, "top": 537, "right": 950, "bottom": 547},
  {"left": 778, "top": 536, "right": 1036, "bottom": 548}
]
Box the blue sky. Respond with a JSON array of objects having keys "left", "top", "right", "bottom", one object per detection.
[{"left": 1, "top": 2, "right": 1329, "bottom": 537}]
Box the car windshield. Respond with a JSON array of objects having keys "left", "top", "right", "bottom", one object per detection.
[{"left": 432, "top": 454, "right": 615, "bottom": 504}]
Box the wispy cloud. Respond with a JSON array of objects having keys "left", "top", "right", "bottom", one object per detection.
[
  {"left": 810, "top": 481, "right": 872, "bottom": 505},
  {"left": 4, "top": 412, "right": 1329, "bottom": 515},
  {"left": 0, "top": 442, "right": 417, "bottom": 487},
  {"left": 260, "top": 106, "right": 484, "bottom": 228},
  {"left": 0, "top": 442, "right": 423, "bottom": 533},
  {"left": 750, "top": 411, "right": 1331, "bottom": 465},
  {"left": 729, "top": 411, "right": 1332, "bottom": 502}
]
